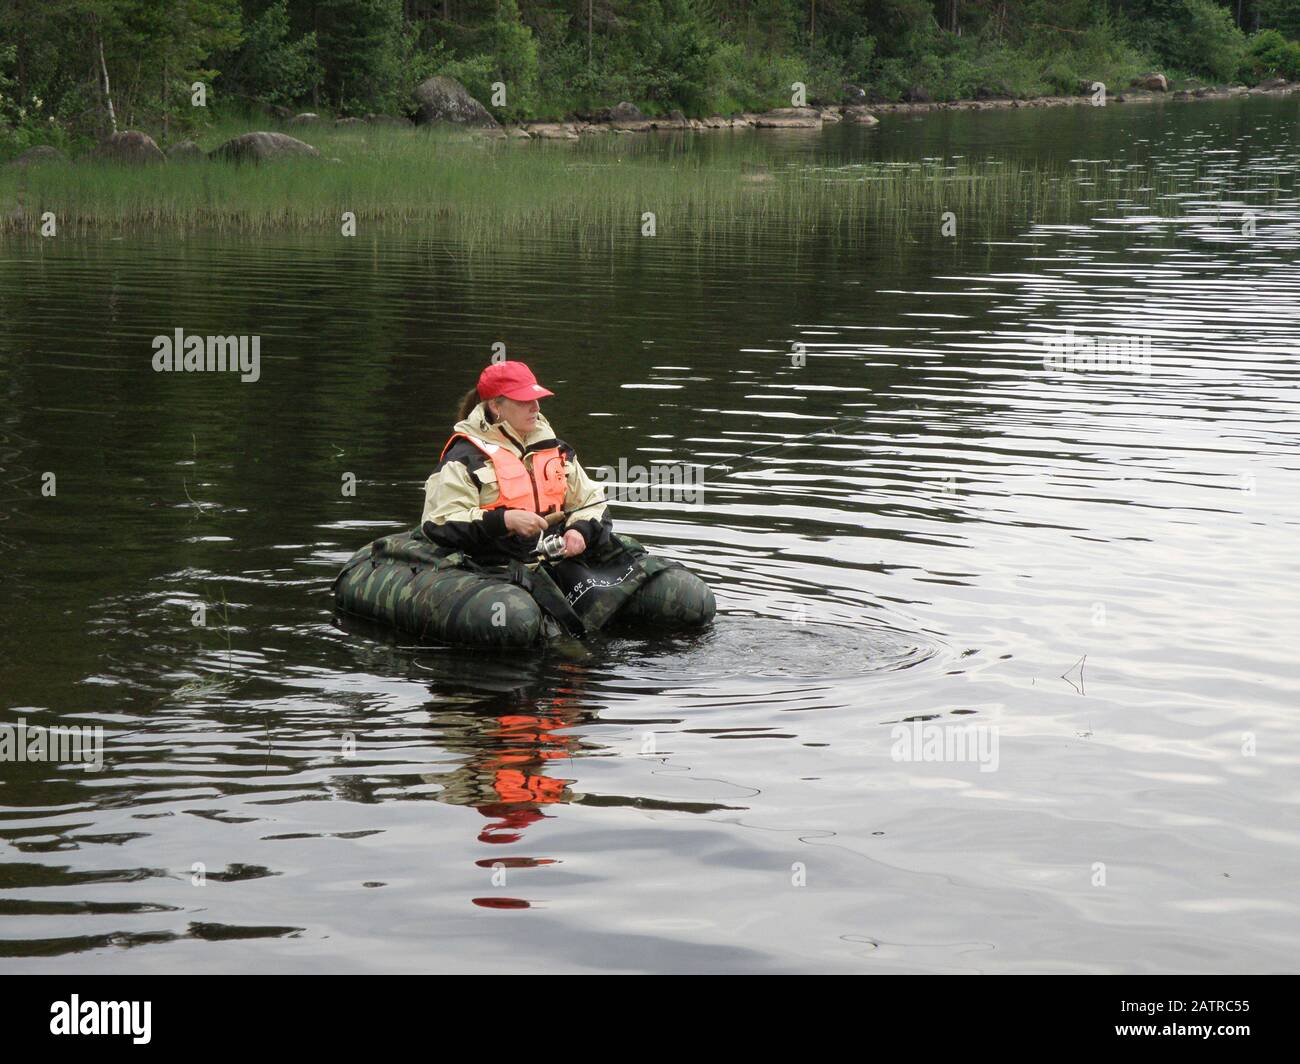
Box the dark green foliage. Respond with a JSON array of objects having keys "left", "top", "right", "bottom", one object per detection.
[
  {"left": 1, "top": 0, "right": 1295, "bottom": 155},
  {"left": 218, "top": 0, "right": 320, "bottom": 107},
  {"left": 1257, "top": 0, "right": 1300, "bottom": 39},
  {"left": 1243, "top": 27, "right": 1300, "bottom": 79}
]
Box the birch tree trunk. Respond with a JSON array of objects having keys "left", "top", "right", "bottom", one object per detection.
[{"left": 94, "top": 19, "right": 117, "bottom": 134}]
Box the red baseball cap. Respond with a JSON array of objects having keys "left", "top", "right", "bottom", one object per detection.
[{"left": 477, "top": 360, "right": 555, "bottom": 402}]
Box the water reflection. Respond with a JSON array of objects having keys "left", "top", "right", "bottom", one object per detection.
[{"left": 2, "top": 96, "right": 1300, "bottom": 971}]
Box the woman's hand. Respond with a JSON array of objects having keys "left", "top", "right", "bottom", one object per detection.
[
  {"left": 562, "top": 529, "right": 586, "bottom": 558},
  {"left": 504, "top": 510, "right": 548, "bottom": 538}
]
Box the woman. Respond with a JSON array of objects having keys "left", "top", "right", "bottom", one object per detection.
[
  {"left": 333, "top": 360, "right": 714, "bottom": 646},
  {"left": 422, "top": 360, "right": 612, "bottom": 565}
]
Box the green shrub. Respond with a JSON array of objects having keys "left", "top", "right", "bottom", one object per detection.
[
  {"left": 1137, "top": 0, "right": 1247, "bottom": 81},
  {"left": 1242, "top": 29, "right": 1300, "bottom": 81}
]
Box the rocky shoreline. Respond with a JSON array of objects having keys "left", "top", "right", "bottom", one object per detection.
[
  {"left": 414, "top": 73, "right": 1300, "bottom": 141},
  {"left": 9, "top": 74, "right": 1300, "bottom": 168}
]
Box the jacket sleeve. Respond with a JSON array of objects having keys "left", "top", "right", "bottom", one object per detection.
[
  {"left": 562, "top": 452, "right": 614, "bottom": 552},
  {"left": 420, "top": 460, "right": 508, "bottom": 552}
]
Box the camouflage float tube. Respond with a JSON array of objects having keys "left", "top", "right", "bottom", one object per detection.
[{"left": 333, "top": 526, "right": 715, "bottom": 647}]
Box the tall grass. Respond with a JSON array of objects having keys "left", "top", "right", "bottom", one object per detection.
[{"left": 0, "top": 118, "right": 1289, "bottom": 246}]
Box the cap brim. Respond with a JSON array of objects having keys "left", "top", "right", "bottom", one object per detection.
[{"left": 501, "top": 383, "right": 554, "bottom": 400}]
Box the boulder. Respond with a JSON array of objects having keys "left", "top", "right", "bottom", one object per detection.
[
  {"left": 7, "top": 144, "right": 67, "bottom": 167},
  {"left": 1132, "top": 72, "right": 1168, "bottom": 92},
  {"left": 271, "top": 105, "right": 293, "bottom": 119},
  {"left": 1256, "top": 76, "right": 1288, "bottom": 91},
  {"left": 208, "top": 131, "right": 321, "bottom": 164},
  {"left": 842, "top": 83, "right": 867, "bottom": 105},
  {"left": 166, "top": 139, "right": 204, "bottom": 161},
  {"left": 93, "top": 130, "right": 165, "bottom": 164},
  {"left": 1228, "top": 85, "right": 1249, "bottom": 96},
  {"left": 505, "top": 126, "right": 531, "bottom": 139},
  {"left": 818, "top": 107, "right": 843, "bottom": 122},
  {"left": 667, "top": 109, "right": 687, "bottom": 124},
  {"left": 749, "top": 106, "right": 822, "bottom": 128},
  {"left": 412, "top": 76, "right": 501, "bottom": 128},
  {"left": 842, "top": 106, "right": 880, "bottom": 127},
  {"left": 334, "top": 117, "right": 365, "bottom": 127},
  {"left": 289, "top": 112, "right": 321, "bottom": 125},
  {"left": 609, "top": 115, "right": 653, "bottom": 132},
  {"left": 522, "top": 122, "right": 578, "bottom": 140},
  {"left": 608, "top": 101, "right": 644, "bottom": 122}
]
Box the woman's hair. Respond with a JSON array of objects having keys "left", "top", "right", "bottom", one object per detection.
[{"left": 456, "top": 387, "right": 498, "bottom": 422}]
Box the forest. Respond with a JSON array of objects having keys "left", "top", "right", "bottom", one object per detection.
[{"left": 4, "top": 0, "right": 1300, "bottom": 150}]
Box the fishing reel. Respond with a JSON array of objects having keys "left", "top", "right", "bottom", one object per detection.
[{"left": 537, "top": 531, "right": 568, "bottom": 560}]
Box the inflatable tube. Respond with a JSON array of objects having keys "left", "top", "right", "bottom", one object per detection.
[{"left": 332, "top": 527, "right": 714, "bottom": 647}]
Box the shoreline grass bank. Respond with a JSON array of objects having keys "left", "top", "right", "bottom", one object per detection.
[{"left": 1, "top": 113, "right": 1291, "bottom": 243}]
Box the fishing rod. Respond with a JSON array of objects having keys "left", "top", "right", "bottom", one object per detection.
[{"left": 531, "top": 410, "right": 878, "bottom": 557}]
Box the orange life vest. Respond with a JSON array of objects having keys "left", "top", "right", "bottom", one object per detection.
[{"left": 440, "top": 433, "right": 567, "bottom": 515}]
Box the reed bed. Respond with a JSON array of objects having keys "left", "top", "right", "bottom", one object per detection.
[{"left": 1, "top": 121, "right": 1290, "bottom": 247}]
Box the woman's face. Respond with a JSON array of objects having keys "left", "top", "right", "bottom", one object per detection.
[{"left": 491, "top": 396, "right": 541, "bottom": 436}]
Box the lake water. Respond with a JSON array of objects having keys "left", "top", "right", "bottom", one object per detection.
[{"left": 2, "top": 96, "right": 1299, "bottom": 973}]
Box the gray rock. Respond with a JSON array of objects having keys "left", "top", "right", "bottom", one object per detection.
[
  {"left": 334, "top": 117, "right": 365, "bottom": 127},
  {"left": 608, "top": 101, "right": 644, "bottom": 122},
  {"left": 289, "top": 112, "right": 321, "bottom": 126},
  {"left": 842, "top": 83, "right": 867, "bottom": 105},
  {"left": 208, "top": 131, "right": 321, "bottom": 164},
  {"left": 93, "top": 130, "right": 166, "bottom": 164},
  {"left": 1132, "top": 72, "right": 1168, "bottom": 92},
  {"left": 166, "top": 139, "right": 204, "bottom": 161},
  {"left": 749, "top": 107, "right": 822, "bottom": 128},
  {"left": 412, "top": 76, "right": 500, "bottom": 128},
  {"left": 523, "top": 122, "right": 578, "bottom": 140},
  {"left": 842, "top": 106, "right": 880, "bottom": 127},
  {"left": 7, "top": 145, "right": 68, "bottom": 167}
]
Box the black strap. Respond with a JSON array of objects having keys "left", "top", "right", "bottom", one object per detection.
[{"left": 509, "top": 560, "right": 586, "bottom": 638}]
